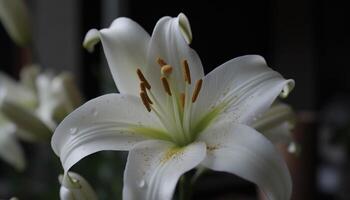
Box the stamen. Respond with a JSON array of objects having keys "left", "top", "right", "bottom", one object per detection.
[
  {"left": 140, "top": 82, "right": 153, "bottom": 104},
  {"left": 182, "top": 60, "right": 191, "bottom": 84},
  {"left": 161, "top": 65, "right": 173, "bottom": 76},
  {"left": 180, "top": 93, "right": 185, "bottom": 110},
  {"left": 161, "top": 76, "right": 172, "bottom": 96},
  {"left": 140, "top": 91, "right": 152, "bottom": 112},
  {"left": 140, "top": 81, "right": 146, "bottom": 92},
  {"left": 157, "top": 57, "right": 167, "bottom": 67},
  {"left": 192, "top": 79, "right": 203, "bottom": 103},
  {"left": 136, "top": 68, "right": 151, "bottom": 89}
]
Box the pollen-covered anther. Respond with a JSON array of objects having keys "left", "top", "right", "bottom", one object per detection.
[
  {"left": 161, "top": 65, "right": 173, "bottom": 76},
  {"left": 140, "top": 91, "right": 152, "bottom": 112},
  {"left": 157, "top": 57, "right": 167, "bottom": 67},
  {"left": 161, "top": 76, "right": 172, "bottom": 96},
  {"left": 192, "top": 79, "right": 203, "bottom": 103},
  {"left": 136, "top": 68, "right": 151, "bottom": 89},
  {"left": 140, "top": 82, "right": 153, "bottom": 104},
  {"left": 182, "top": 60, "right": 191, "bottom": 84},
  {"left": 180, "top": 93, "right": 185, "bottom": 110}
]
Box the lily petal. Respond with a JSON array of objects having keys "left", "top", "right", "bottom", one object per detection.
[
  {"left": 0, "top": 0, "right": 32, "bottom": 46},
  {"left": 146, "top": 13, "right": 204, "bottom": 95},
  {"left": 59, "top": 172, "right": 98, "bottom": 200},
  {"left": 0, "top": 99, "right": 52, "bottom": 141},
  {"left": 193, "top": 55, "right": 294, "bottom": 125},
  {"left": 253, "top": 102, "right": 296, "bottom": 144},
  {"left": 123, "top": 140, "right": 206, "bottom": 200},
  {"left": 20, "top": 64, "right": 40, "bottom": 92},
  {"left": 83, "top": 29, "right": 100, "bottom": 53},
  {"left": 51, "top": 94, "right": 162, "bottom": 171},
  {"left": 0, "top": 118, "right": 26, "bottom": 171},
  {"left": 199, "top": 122, "right": 292, "bottom": 200},
  {"left": 84, "top": 18, "right": 150, "bottom": 95},
  {"left": 0, "top": 72, "right": 37, "bottom": 108},
  {"left": 35, "top": 73, "right": 62, "bottom": 129}
]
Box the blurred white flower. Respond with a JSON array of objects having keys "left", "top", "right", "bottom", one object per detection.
[
  {"left": 54, "top": 13, "right": 295, "bottom": 200},
  {"left": 0, "top": 115, "right": 25, "bottom": 170},
  {"left": 59, "top": 172, "right": 97, "bottom": 200},
  {"left": 0, "top": 0, "right": 32, "bottom": 46},
  {"left": 253, "top": 102, "right": 299, "bottom": 153},
  {"left": 0, "top": 65, "right": 83, "bottom": 169}
]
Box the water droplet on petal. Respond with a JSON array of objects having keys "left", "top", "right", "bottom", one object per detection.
[
  {"left": 92, "top": 108, "right": 98, "bottom": 116},
  {"left": 138, "top": 179, "right": 146, "bottom": 188},
  {"left": 70, "top": 127, "right": 78, "bottom": 135}
]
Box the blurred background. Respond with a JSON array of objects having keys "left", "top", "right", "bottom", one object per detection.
[{"left": 0, "top": 0, "right": 349, "bottom": 199}]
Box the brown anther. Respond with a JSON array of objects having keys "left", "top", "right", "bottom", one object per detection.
[
  {"left": 157, "top": 57, "right": 167, "bottom": 67},
  {"left": 145, "top": 93, "right": 153, "bottom": 104},
  {"left": 180, "top": 93, "right": 185, "bottom": 110},
  {"left": 136, "top": 68, "right": 151, "bottom": 89},
  {"left": 161, "top": 76, "right": 172, "bottom": 96},
  {"left": 140, "top": 82, "right": 153, "bottom": 104},
  {"left": 161, "top": 65, "right": 173, "bottom": 76},
  {"left": 192, "top": 79, "right": 203, "bottom": 103},
  {"left": 140, "top": 91, "right": 152, "bottom": 112},
  {"left": 182, "top": 60, "right": 191, "bottom": 84},
  {"left": 140, "top": 82, "right": 146, "bottom": 92}
]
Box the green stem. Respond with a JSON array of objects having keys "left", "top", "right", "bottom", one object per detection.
[{"left": 179, "top": 174, "right": 192, "bottom": 200}]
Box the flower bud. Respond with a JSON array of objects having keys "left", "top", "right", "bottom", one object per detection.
[
  {"left": 0, "top": 0, "right": 32, "bottom": 46},
  {"left": 59, "top": 172, "right": 98, "bottom": 200}
]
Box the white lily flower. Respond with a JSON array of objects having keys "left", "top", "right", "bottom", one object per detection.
[
  {"left": 53, "top": 13, "right": 295, "bottom": 200},
  {"left": 59, "top": 172, "right": 98, "bottom": 200},
  {"left": 0, "top": 66, "right": 82, "bottom": 169},
  {"left": 254, "top": 102, "right": 300, "bottom": 154},
  {"left": 0, "top": 114, "right": 25, "bottom": 170}
]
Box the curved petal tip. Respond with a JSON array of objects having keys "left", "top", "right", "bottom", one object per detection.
[
  {"left": 177, "top": 13, "right": 192, "bottom": 44},
  {"left": 280, "top": 79, "right": 295, "bottom": 98},
  {"left": 83, "top": 29, "right": 101, "bottom": 53},
  {"left": 59, "top": 172, "right": 98, "bottom": 200}
]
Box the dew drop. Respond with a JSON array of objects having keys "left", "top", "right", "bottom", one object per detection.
[
  {"left": 138, "top": 179, "right": 146, "bottom": 188},
  {"left": 70, "top": 127, "right": 78, "bottom": 135},
  {"left": 92, "top": 108, "right": 98, "bottom": 116}
]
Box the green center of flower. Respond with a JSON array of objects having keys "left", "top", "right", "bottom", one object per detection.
[{"left": 134, "top": 58, "right": 220, "bottom": 146}]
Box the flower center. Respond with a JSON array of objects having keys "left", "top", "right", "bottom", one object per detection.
[{"left": 136, "top": 58, "right": 203, "bottom": 146}]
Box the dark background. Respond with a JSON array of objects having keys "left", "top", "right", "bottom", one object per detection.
[{"left": 1, "top": 0, "right": 349, "bottom": 199}]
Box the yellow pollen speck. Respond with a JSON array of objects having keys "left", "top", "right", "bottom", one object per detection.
[
  {"left": 160, "top": 147, "right": 184, "bottom": 164},
  {"left": 206, "top": 144, "right": 219, "bottom": 152}
]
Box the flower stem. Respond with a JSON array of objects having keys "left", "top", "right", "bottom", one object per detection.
[{"left": 179, "top": 174, "right": 192, "bottom": 200}]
